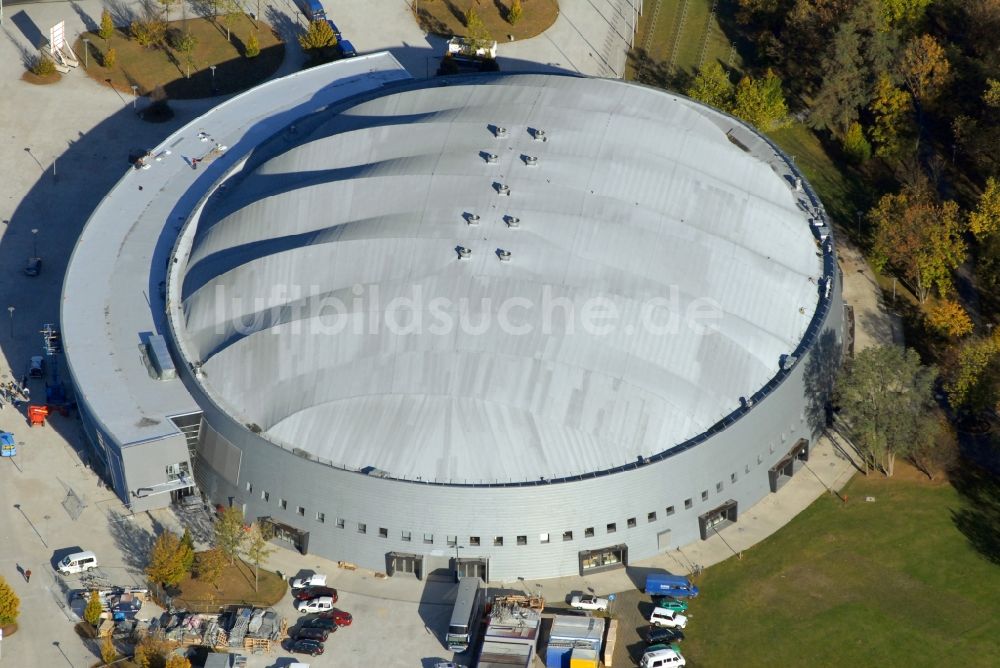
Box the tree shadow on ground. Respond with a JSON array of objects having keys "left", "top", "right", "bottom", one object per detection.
[
  {"left": 105, "top": 509, "right": 155, "bottom": 572},
  {"left": 949, "top": 460, "right": 1000, "bottom": 565}
]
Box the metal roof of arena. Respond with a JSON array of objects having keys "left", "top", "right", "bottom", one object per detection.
[{"left": 174, "top": 73, "right": 824, "bottom": 484}]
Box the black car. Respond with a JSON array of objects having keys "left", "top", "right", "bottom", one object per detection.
[
  {"left": 285, "top": 639, "right": 324, "bottom": 656},
  {"left": 293, "top": 586, "right": 339, "bottom": 602},
  {"left": 645, "top": 625, "right": 685, "bottom": 644},
  {"left": 303, "top": 617, "right": 339, "bottom": 632},
  {"left": 292, "top": 626, "right": 329, "bottom": 642}
]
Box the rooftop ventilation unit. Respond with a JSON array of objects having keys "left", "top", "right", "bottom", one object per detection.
[
  {"left": 497, "top": 249, "right": 512, "bottom": 262},
  {"left": 497, "top": 184, "right": 511, "bottom": 196},
  {"left": 146, "top": 335, "right": 176, "bottom": 380},
  {"left": 780, "top": 354, "right": 798, "bottom": 371},
  {"left": 523, "top": 155, "right": 538, "bottom": 167},
  {"left": 456, "top": 246, "right": 472, "bottom": 260},
  {"left": 493, "top": 125, "right": 509, "bottom": 138},
  {"left": 531, "top": 128, "right": 547, "bottom": 142},
  {"left": 464, "top": 212, "right": 480, "bottom": 226},
  {"left": 504, "top": 215, "right": 520, "bottom": 228},
  {"left": 794, "top": 177, "right": 803, "bottom": 192}
]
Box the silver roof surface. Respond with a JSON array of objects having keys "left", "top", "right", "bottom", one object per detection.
[{"left": 175, "top": 74, "right": 824, "bottom": 483}]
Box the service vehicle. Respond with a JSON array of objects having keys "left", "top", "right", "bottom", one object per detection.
[
  {"left": 292, "top": 627, "right": 329, "bottom": 642},
  {"left": 644, "top": 574, "right": 700, "bottom": 598},
  {"left": 640, "top": 645, "right": 686, "bottom": 668},
  {"left": 446, "top": 577, "right": 484, "bottom": 653},
  {"left": 570, "top": 594, "right": 609, "bottom": 611},
  {"left": 648, "top": 607, "right": 688, "bottom": 629},
  {"left": 58, "top": 550, "right": 98, "bottom": 574},
  {"left": 29, "top": 356, "right": 45, "bottom": 378},
  {"left": 291, "top": 573, "right": 327, "bottom": 589},
  {"left": 285, "top": 638, "right": 324, "bottom": 656}
]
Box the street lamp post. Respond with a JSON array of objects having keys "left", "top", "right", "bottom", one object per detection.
[
  {"left": 856, "top": 210, "right": 862, "bottom": 237},
  {"left": 83, "top": 38, "right": 89, "bottom": 68},
  {"left": 7, "top": 306, "right": 14, "bottom": 338},
  {"left": 210, "top": 65, "right": 217, "bottom": 93},
  {"left": 131, "top": 84, "right": 138, "bottom": 110},
  {"left": 31, "top": 228, "right": 38, "bottom": 257}
]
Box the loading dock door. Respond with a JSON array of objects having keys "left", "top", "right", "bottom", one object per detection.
[
  {"left": 454, "top": 557, "right": 488, "bottom": 582},
  {"left": 698, "top": 500, "right": 738, "bottom": 540},
  {"left": 768, "top": 439, "right": 810, "bottom": 493},
  {"left": 387, "top": 552, "right": 423, "bottom": 579}
]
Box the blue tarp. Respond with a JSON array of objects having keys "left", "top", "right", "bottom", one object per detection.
[{"left": 1, "top": 432, "right": 15, "bottom": 457}]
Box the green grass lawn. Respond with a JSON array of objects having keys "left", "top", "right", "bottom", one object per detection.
[
  {"left": 681, "top": 472, "right": 1000, "bottom": 667},
  {"left": 630, "top": 0, "right": 740, "bottom": 80}
]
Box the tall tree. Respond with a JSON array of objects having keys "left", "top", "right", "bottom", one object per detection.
[
  {"left": 84, "top": 589, "right": 103, "bottom": 626},
  {"left": 101, "top": 634, "right": 118, "bottom": 665},
  {"left": 900, "top": 34, "right": 951, "bottom": 105},
  {"left": 0, "top": 575, "right": 20, "bottom": 625},
  {"left": 870, "top": 180, "right": 966, "bottom": 304},
  {"left": 944, "top": 330, "right": 1000, "bottom": 412},
  {"left": 879, "top": 0, "right": 932, "bottom": 29},
  {"left": 214, "top": 506, "right": 247, "bottom": 565},
  {"left": 811, "top": 20, "right": 866, "bottom": 133},
  {"left": 969, "top": 177, "right": 1000, "bottom": 239},
  {"left": 146, "top": 531, "right": 187, "bottom": 587},
  {"left": 870, "top": 73, "right": 913, "bottom": 158},
  {"left": 242, "top": 522, "right": 275, "bottom": 592},
  {"left": 298, "top": 19, "right": 336, "bottom": 52},
  {"left": 194, "top": 548, "right": 227, "bottom": 588},
  {"left": 179, "top": 528, "right": 196, "bottom": 574},
  {"left": 732, "top": 69, "right": 789, "bottom": 130},
  {"left": 99, "top": 9, "right": 115, "bottom": 43},
  {"left": 924, "top": 298, "right": 974, "bottom": 338},
  {"left": 464, "top": 8, "right": 493, "bottom": 51},
  {"left": 686, "top": 61, "right": 734, "bottom": 111},
  {"left": 835, "top": 345, "right": 938, "bottom": 477}
]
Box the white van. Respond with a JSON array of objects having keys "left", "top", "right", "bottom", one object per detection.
[
  {"left": 58, "top": 551, "right": 98, "bottom": 575},
  {"left": 640, "top": 647, "right": 686, "bottom": 668}
]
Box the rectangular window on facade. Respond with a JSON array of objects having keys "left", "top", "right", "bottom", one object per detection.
[
  {"left": 336, "top": 518, "right": 345, "bottom": 529},
  {"left": 401, "top": 531, "right": 411, "bottom": 542},
  {"left": 517, "top": 535, "right": 527, "bottom": 546},
  {"left": 540, "top": 533, "right": 550, "bottom": 544},
  {"left": 666, "top": 505, "right": 675, "bottom": 516},
  {"left": 701, "top": 490, "right": 709, "bottom": 501},
  {"left": 685, "top": 498, "right": 693, "bottom": 509},
  {"left": 627, "top": 517, "right": 637, "bottom": 528},
  {"left": 447, "top": 535, "right": 457, "bottom": 547},
  {"left": 716, "top": 482, "right": 724, "bottom": 493},
  {"left": 297, "top": 506, "right": 305, "bottom": 517},
  {"left": 494, "top": 536, "right": 503, "bottom": 546},
  {"left": 647, "top": 511, "right": 657, "bottom": 522},
  {"left": 563, "top": 531, "right": 573, "bottom": 541},
  {"left": 607, "top": 522, "right": 617, "bottom": 533},
  {"left": 358, "top": 523, "right": 367, "bottom": 534},
  {"left": 246, "top": 482, "right": 252, "bottom": 493},
  {"left": 470, "top": 536, "right": 481, "bottom": 546},
  {"left": 262, "top": 491, "right": 269, "bottom": 502},
  {"left": 585, "top": 527, "right": 595, "bottom": 538},
  {"left": 378, "top": 527, "right": 388, "bottom": 538},
  {"left": 423, "top": 533, "right": 433, "bottom": 544},
  {"left": 731, "top": 472, "right": 737, "bottom": 483},
  {"left": 316, "top": 512, "right": 325, "bottom": 523},
  {"left": 279, "top": 499, "right": 287, "bottom": 510},
  {"left": 746, "top": 464, "right": 751, "bottom": 474}
]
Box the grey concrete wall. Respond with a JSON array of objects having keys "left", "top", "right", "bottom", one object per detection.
[
  {"left": 122, "top": 435, "right": 193, "bottom": 513},
  {"left": 187, "top": 271, "right": 843, "bottom": 582}
]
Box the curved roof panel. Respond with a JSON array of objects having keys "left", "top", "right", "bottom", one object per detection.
[{"left": 175, "top": 74, "right": 823, "bottom": 483}]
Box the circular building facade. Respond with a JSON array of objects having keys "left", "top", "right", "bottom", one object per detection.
[{"left": 167, "top": 72, "right": 842, "bottom": 580}]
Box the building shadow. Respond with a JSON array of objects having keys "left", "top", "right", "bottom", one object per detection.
[
  {"left": 416, "top": 578, "right": 458, "bottom": 649},
  {"left": 949, "top": 460, "right": 1000, "bottom": 565}
]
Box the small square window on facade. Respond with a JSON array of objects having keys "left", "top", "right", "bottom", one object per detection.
[
  {"left": 246, "top": 482, "right": 252, "bottom": 493},
  {"left": 279, "top": 499, "right": 287, "bottom": 510},
  {"left": 358, "top": 523, "right": 367, "bottom": 534},
  {"left": 758, "top": 454, "right": 764, "bottom": 464},
  {"left": 316, "top": 512, "right": 325, "bottom": 523},
  {"left": 627, "top": 517, "right": 637, "bottom": 528},
  {"left": 261, "top": 490, "right": 269, "bottom": 502},
  {"left": 647, "top": 511, "right": 657, "bottom": 522},
  {"left": 607, "top": 522, "right": 617, "bottom": 533},
  {"left": 562, "top": 530, "right": 573, "bottom": 541},
  {"left": 401, "top": 531, "right": 411, "bottom": 542},
  {"left": 585, "top": 527, "right": 595, "bottom": 538},
  {"left": 424, "top": 533, "right": 433, "bottom": 544},
  {"left": 297, "top": 506, "right": 305, "bottom": 517},
  {"left": 378, "top": 527, "right": 388, "bottom": 538},
  {"left": 540, "top": 533, "right": 550, "bottom": 544},
  {"left": 746, "top": 464, "right": 751, "bottom": 474},
  {"left": 684, "top": 498, "right": 693, "bottom": 509},
  {"left": 470, "top": 536, "right": 481, "bottom": 546},
  {"left": 494, "top": 536, "right": 503, "bottom": 546},
  {"left": 666, "top": 505, "right": 675, "bottom": 516},
  {"left": 701, "top": 490, "right": 709, "bottom": 501},
  {"left": 447, "top": 535, "right": 457, "bottom": 547},
  {"left": 336, "top": 518, "right": 345, "bottom": 529},
  {"left": 517, "top": 535, "right": 527, "bottom": 546},
  {"left": 716, "top": 482, "right": 724, "bottom": 493},
  {"left": 731, "top": 472, "right": 737, "bottom": 483}
]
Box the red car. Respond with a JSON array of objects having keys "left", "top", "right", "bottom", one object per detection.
[
  {"left": 317, "top": 609, "right": 353, "bottom": 626},
  {"left": 293, "top": 586, "right": 338, "bottom": 602}
]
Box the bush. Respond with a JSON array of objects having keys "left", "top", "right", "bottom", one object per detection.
[
  {"left": 84, "top": 590, "right": 103, "bottom": 626},
  {"left": 0, "top": 576, "right": 19, "bottom": 625},
  {"left": 131, "top": 18, "right": 166, "bottom": 48},
  {"left": 245, "top": 30, "right": 260, "bottom": 58},
  {"left": 99, "top": 9, "right": 115, "bottom": 42},
  {"left": 508, "top": 0, "right": 523, "bottom": 25},
  {"left": 31, "top": 53, "right": 57, "bottom": 76},
  {"left": 103, "top": 47, "right": 118, "bottom": 68},
  {"left": 298, "top": 19, "right": 336, "bottom": 51},
  {"left": 842, "top": 121, "right": 872, "bottom": 163}
]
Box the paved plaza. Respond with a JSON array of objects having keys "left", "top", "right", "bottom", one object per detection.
[{"left": 0, "top": 1, "right": 895, "bottom": 666}]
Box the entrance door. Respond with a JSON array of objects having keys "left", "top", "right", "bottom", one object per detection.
[
  {"left": 388, "top": 553, "right": 423, "bottom": 579},
  {"left": 454, "top": 558, "right": 487, "bottom": 581}
]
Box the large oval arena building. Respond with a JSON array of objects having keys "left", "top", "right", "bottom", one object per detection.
[{"left": 63, "top": 55, "right": 842, "bottom": 581}]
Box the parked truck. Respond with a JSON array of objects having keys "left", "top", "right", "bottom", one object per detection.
[{"left": 644, "top": 574, "right": 700, "bottom": 598}]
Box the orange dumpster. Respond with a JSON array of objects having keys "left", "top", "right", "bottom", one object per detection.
[{"left": 28, "top": 404, "right": 49, "bottom": 426}]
